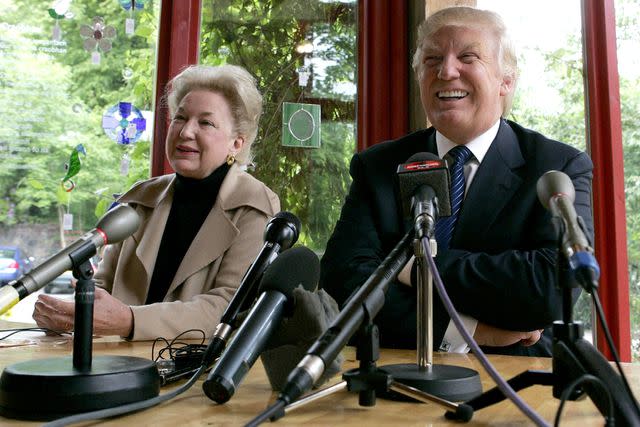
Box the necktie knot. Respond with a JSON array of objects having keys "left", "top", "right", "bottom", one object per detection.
[{"left": 448, "top": 144, "right": 473, "bottom": 168}]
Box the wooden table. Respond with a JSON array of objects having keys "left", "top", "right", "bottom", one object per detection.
[{"left": 0, "top": 321, "right": 637, "bottom": 426}]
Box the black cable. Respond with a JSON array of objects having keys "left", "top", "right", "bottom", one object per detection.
[
  {"left": 0, "top": 327, "right": 71, "bottom": 340},
  {"left": 151, "top": 329, "right": 206, "bottom": 367},
  {"left": 554, "top": 374, "right": 613, "bottom": 427},
  {"left": 591, "top": 292, "right": 640, "bottom": 415}
]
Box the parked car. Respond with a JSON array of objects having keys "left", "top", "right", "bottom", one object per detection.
[
  {"left": 43, "top": 270, "right": 75, "bottom": 295},
  {"left": 0, "top": 246, "right": 34, "bottom": 286},
  {"left": 43, "top": 256, "right": 101, "bottom": 295}
]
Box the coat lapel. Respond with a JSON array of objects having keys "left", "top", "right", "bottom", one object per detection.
[
  {"left": 117, "top": 174, "right": 175, "bottom": 302},
  {"left": 166, "top": 166, "right": 243, "bottom": 295},
  {"left": 168, "top": 206, "right": 237, "bottom": 294},
  {"left": 134, "top": 197, "right": 172, "bottom": 287},
  {"left": 454, "top": 121, "right": 525, "bottom": 244}
]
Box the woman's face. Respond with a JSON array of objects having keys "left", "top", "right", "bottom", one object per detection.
[{"left": 166, "top": 89, "right": 243, "bottom": 179}]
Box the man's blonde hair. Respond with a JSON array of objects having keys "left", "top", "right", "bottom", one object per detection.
[{"left": 412, "top": 6, "right": 518, "bottom": 115}]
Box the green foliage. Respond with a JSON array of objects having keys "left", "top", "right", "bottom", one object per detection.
[
  {"left": 200, "top": 0, "right": 356, "bottom": 252},
  {"left": 508, "top": 8, "right": 640, "bottom": 360},
  {"left": 0, "top": 0, "right": 157, "bottom": 244}
]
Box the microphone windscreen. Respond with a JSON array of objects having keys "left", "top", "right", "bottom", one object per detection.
[
  {"left": 397, "top": 152, "right": 451, "bottom": 218},
  {"left": 264, "top": 211, "right": 301, "bottom": 249},
  {"left": 536, "top": 170, "right": 576, "bottom": 210},
  {"left": 259, "top": 246, "right": 320, "bottom": 296},
  {"left": 96, "top": 204, "right": 141, "bottom": 244},
  {"left": 260, "top": 287, "right": 344, "bottom": 391}
]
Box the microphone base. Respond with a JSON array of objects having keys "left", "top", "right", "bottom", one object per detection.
[
  {"left": 0, "top": 355, "right": 160, "bottom": 421},
  {"left": 378, "top": 363, "right": 481, "bottom": 402}
]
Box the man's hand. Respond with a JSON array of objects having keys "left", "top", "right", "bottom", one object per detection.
[
  {"left": 33, "top": 287, "right": 133, "bottom": 338},
  {"left": 473, "top": 322, "right": 543, "bottom": 347}
]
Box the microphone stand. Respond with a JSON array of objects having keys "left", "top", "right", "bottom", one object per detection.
[
  {"left": 248, "top": 231, "right": 475, "bottom": 426},
  {"left": 445, "top": 223, "right": 640, "bottom": 425},
  {"left": 277, "top": 301, "right": 475, "bottom": 423},
  {"left": 0, "top": 246, "right": 160, "bottom": 421},
  {"left": 377, "top": 232, "right": 481, "bottom": 402}
]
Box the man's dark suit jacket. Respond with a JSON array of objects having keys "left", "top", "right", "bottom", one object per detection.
[{"left": 320, "top": 119, "right": 594, "bottom": 356}]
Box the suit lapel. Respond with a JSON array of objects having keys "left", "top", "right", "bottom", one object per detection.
[{"left": 454, "top": 121, "right": 525, "bottom": 243}]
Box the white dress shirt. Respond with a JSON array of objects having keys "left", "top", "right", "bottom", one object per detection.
[{"left": 397, "top": 120, "right": 500, "bottom": 353}]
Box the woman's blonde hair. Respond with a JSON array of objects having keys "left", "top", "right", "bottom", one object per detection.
[{"left": 166, "top": 64, "right": 263, "bottom": 165}]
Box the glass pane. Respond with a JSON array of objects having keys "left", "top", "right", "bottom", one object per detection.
[
  {"left": 0, "top": 1, "right": 158, "bottom": 290},
  {"left": 199, "top": 0, "right": 357, "bottom": 253},
  {"left": 616, "top": 0, "right": 640, "bottom": 361},
  {"left": 477, "top": 0, "right": 593, "bottom": 337}
]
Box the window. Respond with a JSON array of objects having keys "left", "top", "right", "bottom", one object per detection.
[
  {"left": 616, "top": 0, "right": 640, "bottom": 360},
  {"left": 0, "top": 1, "right": 159, "bottom": 266},
  {"left": 199, "top": 0, "right": 357, "bottom": 253}
]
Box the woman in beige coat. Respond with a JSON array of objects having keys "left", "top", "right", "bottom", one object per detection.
[{"left": 33, "top": 65, "right": 280, "bottom": 340}]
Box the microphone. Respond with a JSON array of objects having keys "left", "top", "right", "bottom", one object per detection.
[
  {"left": 260, "top": 287, "right": 343, "bottom": 392},
  {"left": 397, "top": 152, "right": 451, "bottom": 238},
  {"left": 200, "top": 211, "right": 301, "bottom": 368},
  {"left": 202, "top": 246, "right": 320, "bottom": 403},
  {"left": 0, "top": 204, "right": 140, "bottom": 314},
  {"left": 271, "top": 230, "right": 414, "bottom": 411},
  {"left": 536, "top": 170, "right": 599, "bottom": 292}
]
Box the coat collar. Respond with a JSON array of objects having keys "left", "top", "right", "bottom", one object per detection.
[{"left": 117, "top": 164, "right": 278, "bottom": 296}]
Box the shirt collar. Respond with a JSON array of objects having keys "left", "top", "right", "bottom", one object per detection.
[{"left": 435, "top": 119, "right": 501, "bottom": 163}]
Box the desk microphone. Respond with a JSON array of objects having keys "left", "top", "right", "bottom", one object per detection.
[
  {"left": 0, "top": 204, "right": 140, "bottom": 315},
  {"left": 202, "top": 246, "right": 320, "bottom": 403},
  {"left": 397, "top": 152, "right": 451, "bottom": 238},
  {"left": 200, "top": 211, "right": 301, "bottom": 368},
  {"left": 0, "top": 205, "right": 162, "bottom": 421},
  {"left": 536, "top": 170, "right": 599, "bottom": 292}
]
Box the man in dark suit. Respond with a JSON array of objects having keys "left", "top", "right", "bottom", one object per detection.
[{"left": 320, "top": 6, "right": 593, "bottom": 357}]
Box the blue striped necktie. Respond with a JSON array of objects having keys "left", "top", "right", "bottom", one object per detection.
[{"left": 434, "top": 145, "right": 473, "bottom": 249}]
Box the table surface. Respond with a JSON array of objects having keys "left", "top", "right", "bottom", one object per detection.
[{"left": 0, "top": 320, "right": 637, "bottom": 426}]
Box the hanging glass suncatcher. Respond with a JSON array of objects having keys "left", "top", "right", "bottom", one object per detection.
[
  {"left": 61, "top": 144, "right": 86, "bottom": 192},
  {"left": 48, "top": 0, "right": 73, "bottom": 41},
  {"left": 102, "top": 102, "right": 146, "bottom": 145},
  {"left": 79, "top": 16, "right": 116, "bottom": 64},
  {"left": 119, "top": 0, "right": 147, "bottom": 36},
  {"left": 102, "top": 102, "right": 147, "bottom": 176}
]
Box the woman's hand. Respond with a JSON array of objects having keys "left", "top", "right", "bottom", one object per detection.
[
  {"left": 33, "top": 293, "right": 75, "bottom": 333},
  {"left": 33, "top": 287, "right": 133, "bottom": 337}
]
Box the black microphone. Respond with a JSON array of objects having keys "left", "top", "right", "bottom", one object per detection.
[
  {"left": 260, "top": 287, "right": 343, "bottom": 392},
  {"left": 202, "top": 246, "right": 320, "bottom": 403},
  {"left": 269, "top": 230, "right": 414, "bottom": 413},
  {"left": 0, "top": 204, "right": 140, "bottom": 314},
  {"left": 200, "top": 211, "right": 301, "bottom": 368},
  {"left": 397, "top": 152, "right": 451, "bottom": 238},
  {"left": 536, "top": 170, "right": 600, "bottom": 292}
]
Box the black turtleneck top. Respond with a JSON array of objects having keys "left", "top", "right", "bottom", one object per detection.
[{"left": 146, "top": 163, "right": 231, "bottom": 304}]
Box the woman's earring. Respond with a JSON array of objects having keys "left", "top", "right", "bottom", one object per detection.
[{"left": 226, "top": 153, "right": 236, "bottom": 166}]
